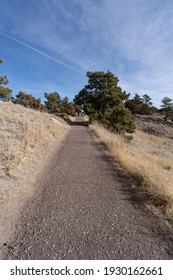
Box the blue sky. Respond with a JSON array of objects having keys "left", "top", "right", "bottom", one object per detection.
[{"left": 0, "top": 0, "right": 173, "bottom": 107}]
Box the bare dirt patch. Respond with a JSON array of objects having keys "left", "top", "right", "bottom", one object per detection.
[{"left": 132, "top": 113, "right": 173, "bottom": 138}]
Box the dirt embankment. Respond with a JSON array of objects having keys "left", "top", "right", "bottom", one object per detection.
[
  {"left": 132, "top": 113, "right": 173, "bottom": 138},
  {"left": 0, "top": 102, "right": 70, "bottom": 257}
]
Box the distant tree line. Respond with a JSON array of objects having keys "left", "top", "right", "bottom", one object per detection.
[
  {"left": 12, "top": 91, "right": 45, "bottom": 111},
  {"left": 11, "top": 91, "right": 76, "bottom": 116},
  {"left": 44, "top": 92, "right": 76, "bottom": 116},
  {"left": 0, "top": 58, "right": 76, "bottom": 116},
  {"left": 73, "top": 71, "right": 173, "bottom": 132},
  {"left": 1, "top": 58, "right": 173, "bottom": 132}
]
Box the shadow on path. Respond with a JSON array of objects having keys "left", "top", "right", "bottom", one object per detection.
[
  {"left": 70, "top": 120, "right": 89, "bottom": 126},
  {"left": 68, "top": 116, "right": 89, "bottom": 126}
]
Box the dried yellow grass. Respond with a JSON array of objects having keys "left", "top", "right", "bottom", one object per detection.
[
  {"left": 91, "top": 122, "right": 173, "bottom": 217},
  {"left": 135, "top": 129, "right": 166, "bottom": 145},
  {"left": 0, "top": 102, "right": 69, "bottom": 177},
  {"left": 149, "top": 154, "right": 173, "bottom": 170},
  {"left": 0, "top": 102, "right": 70, "bottom": 252},
  {"left": 83, "top": 115, "right": 89, "bottom": 122}
]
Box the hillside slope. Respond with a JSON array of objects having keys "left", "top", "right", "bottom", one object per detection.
[
  {"left": 0, "top": 102, "right": 69, "bottom": 256},
  {"left": 132, "top": 113, "right": 173, "bottom": 138}
]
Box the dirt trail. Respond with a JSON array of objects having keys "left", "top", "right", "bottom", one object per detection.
[{"left": 3, "top": 118, "right": 173, "bottom": 259}]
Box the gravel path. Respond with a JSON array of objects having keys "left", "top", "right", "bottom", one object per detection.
[{"left": 3, "top": 118, "right": 173, "bottom": 259}]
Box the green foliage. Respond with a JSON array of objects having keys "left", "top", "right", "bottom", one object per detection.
[
  {"left": 74, "top": 71, "right": 135, "bottom": 133},
  {"left": 160, "top": 96, "right": 173, "bottom": 121},
  {"left": 44, "top": 92, "right": 62, "bottom": 114},
  {"left": 107, "top": 103, "right": 136, "bottom": 133},
  {"left": 125, "top": 93, "right": 153, "bottom": 115},
  {"left": 0, "top": 75, "right": 9, "bottom": 85},
  {"left": 13, "top": 91, "right": 45, "bottom": 111},
  {"left": 44, "top": 92, "right": 76, "bottom": 116},
  {"left": 73, "top": 88, "right": 89, "bottom": 111},
  {"left": 61, "top": 97, "right": 76, "bottom": 116},
  {"left": 0, "top": 59, "right": 12, "bottom": 101},
  {"left": 0, "top": 84, "right": 12, "bottom": 102},
  {"left": 73, "top": 104, "right": 81, "bottom": 114},
  {"left": 164, "top": 165, "right": 171, "bottom": 171}
]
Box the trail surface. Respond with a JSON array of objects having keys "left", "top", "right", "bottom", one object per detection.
[{"left": 4, "top": 118, "right": 173, "bottom": 259}]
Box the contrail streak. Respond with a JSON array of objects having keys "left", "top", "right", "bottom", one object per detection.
[{"left": 0, "top": 31, "right": 84, "bottom": 75}]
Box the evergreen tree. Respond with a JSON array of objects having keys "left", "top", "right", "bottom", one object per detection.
[
  {"left": 161, "top": 97, "right": 173, "bottom": 121},
  {"left": 0, "top": 59, "right": 12, "bottom": 101},
  {"left": 61, "top": 97, "right": 76, "bottom": 116},
  {"left": 13, "top": 91, "right": 44, "bottom": 111},
  {"left": 74, "top": 71, "right": 135, "bottom": 133},
  {"left": 44, "top": 92, "right": 62, "bottom": 114},
  {"left": 125, "top": 93, "right": 153, "bottom": 114},
  {"left": 44, "top": 92, "right": 76, "bottom": 116}
]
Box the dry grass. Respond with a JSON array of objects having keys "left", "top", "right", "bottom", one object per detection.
[
  {"left": 83, "top": 115, "right": 89, "bottom": 122},
  {"left": 91, "top": 122, "right": 173, "bottom": 217},
  {"left": 0, "top": 102, "right": 68, "bottom": 178},
  {"left": 0, "top": 102, "right": 69, "bottom": 252},
  {"left": 135, "top": 130, "right": 166, "bottom": 145}
]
